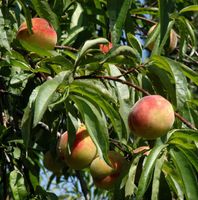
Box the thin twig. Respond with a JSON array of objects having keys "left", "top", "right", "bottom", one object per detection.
[
  {"left": 131, "top": 15, "right": 155, "bottom": 24},
  {"left": 115, "top": 64, "right": 145, "bottom": 78},
  {"left": 55, "top": 45, "right": 78, "bottom": 52},
  {"left": 174, "top": 112, "right": 197, "bottom": 130},
  {"left": 75, "top": 75, "right": 150, "bottom": 96},
  {"left": 76, "top": 171, "right": 90, "bottom": 200},
  {"left": 74, "top": 75, "right": 196, "bottom": 130}
]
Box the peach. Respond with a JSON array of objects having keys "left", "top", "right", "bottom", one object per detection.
[
  {"left": 90, "top": 151, "right": 127, "bottom": 190},
  {"left": 16, "top": 18, "right": 57, "bottom": 51},
  {"left": 147, "top": 24, "right": 177, "bottom": 53},
  {"left": 99, "top": 42, "right": 113, "bottom": 54},
  {"left": 57, "top": 124, "right": 97, "bottom": 170},
  {"left": 128, "top": 95, "right": 175, "bottom": 139},
  {"left": 43, "top": 151, "right": 63, "bottom": 176}
]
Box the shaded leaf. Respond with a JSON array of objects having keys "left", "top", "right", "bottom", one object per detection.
[
  {"left": 170, "top": 148, "right": 198, "bottom": 200},
  {"left": 31, "top": 0, "right": 59, "bottom": 30},
  {"left": 33, "top": 71, "right": 72, "bottom": 127},
  {"left": 136, "top": 143, "right": 167, "bottom": 200}
]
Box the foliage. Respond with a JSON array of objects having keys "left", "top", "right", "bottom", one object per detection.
[{"left": 0, "top": 0, "right": 198, "bottom": 199}]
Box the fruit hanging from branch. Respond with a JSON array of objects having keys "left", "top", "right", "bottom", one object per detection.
[
  {"left": 99, "top": 42, "right": 113, "bottom": 54},
  {"left": 128, "top": 95, "right": 175, "bottom": 139},
  {"left": 90, "top": 151, "right": 128, "bottom": 190},
  {"left": 16, "top": 17, "right": 57, "bottom": 51},
  {"left": 147, "top": 24, "right": 178, "bottom": 53},
  {"left": 57, "top": 124, "right": 97, "bottom": 170},
  {"left": 43, "top": 151, "right": 63, "bottom": 176}
]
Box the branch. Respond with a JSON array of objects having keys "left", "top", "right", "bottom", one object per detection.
[
  {"left": 74, "top": 75, "right": 196, "bottom": 130},
  {"left": 174, "top": 112, "right": 196, "bottom": 130},
  {"left": 75, "top": 75, "right": 150, "bottom": 96},
  {"left": 76, "top": 171, "right": 90, "bottom": 200},
  {"left": 131, "top": 15, "right": 156, "bottom": 25},
  {"left": 55, "top": 45, "right": 78, "bottom": 52},
  {"left": 115, "top": 64, "right": 145, "bottom": 78}
]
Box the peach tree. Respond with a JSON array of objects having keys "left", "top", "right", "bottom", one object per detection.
[{"left": 0, "top": 0, "right": 198, "bottom": 199}]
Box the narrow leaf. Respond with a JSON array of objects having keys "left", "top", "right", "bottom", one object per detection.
[
  {"left": 108, "top": 0, "right": 133, "bottom": 44},
  {"left": 33, "top": 71, "right": 71, "bottom": 127},
  {"left": 9, "top": 170, "right": 28, "bottom": 200},
  {"left": 179, "top": 5, "right": 198, "bottom": 14},
  {"left": 151, "top": 152, "right": 166, "bottom": 200},
  {"left": 136, "top": 143, "right": 167, "bottom": 200},
  {"left": 70, "top": 80, "right": 123, "bottom": 139},
  {"left": 31, "top": 0, "right": 59, "bottom": 30},
  {"left": 70, "top": 95, "right": 109, "bottom": 161},
  {"left": 75, "top": 38, "right": 109, "bottom": 67},
  {"left": 170, "top": 148, "right": 198, "bottom": 200}
]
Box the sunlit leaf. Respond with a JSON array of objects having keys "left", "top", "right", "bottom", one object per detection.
[{"left": 9, "top": 170, "right": 28, "bottom": 200}]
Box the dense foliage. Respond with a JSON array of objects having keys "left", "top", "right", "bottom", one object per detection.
[{"left": 0, "top": 0, "right": 198, "bottom": 199}]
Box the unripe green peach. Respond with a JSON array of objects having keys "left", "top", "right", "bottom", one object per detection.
[
  {"left": 43, "top": 151, "right": 63, "bottom": 176},
  {"left": 57, "top": 124, "right": 97, "bottom": 170},
  {"left": 128, "top": 95, "right": 175, "bottom": 139},
  {"left": 90, "top": 151, "right": 127, "bottom": 190},
  {"left": 147, "top": 24, "right": 178, "bottom": 53},
  {"left": 16, "top": 18, "right": 57, "bottom": 51}
]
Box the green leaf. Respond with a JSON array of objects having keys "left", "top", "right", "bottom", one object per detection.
[
  {"left": 9, "top": 170, "right": 28, "bottom": 200},
  {"left": 107, "top": 0, "right": 133, "bottom": 44},
  {"left": 0, "top": 9, "right": 11, "bottom": 50},
  {"left": 151, "top": 56, "right": 189, "bottom": 109},
  {"left": 40, "top": 55, "right": 74, "bottom": 71},
  {"left": 10, "top": 73, "right": 33, "bottom": 85},
  {"left": 70, "top": 80, "right": 124, "bottom": 139},
  {"left": 10, "top": 59, "right": 32, "bottom": 71},
  {"left": 19, "top": 40, "right": 58, "bottom": 57},
  {"left": 31, "top": 0, "right": 59, "bottom": 30},
  {"left": 162, "top": 161, "right": 184, "bottom": 199},
  {"left": 175, "top": 61, "right": 198, "bottom": 86},
  {"left": 170, "top": 148, "right": 198, "bottom": 200},
  {"left": 136, "top": 143, "right": 167, "bottom": 200},
  {"left": 176, "top": 146, "right": 198, "bottom": 172},
  {"left": 62, "top": 26, "right": 86, "bottom": 46},
  {"left": 16, "top": 0, "right": 32, "bottom": 34},
  {"left": 33, "top": 79, "right": 59, "bottom": 127},
  {"left": 70, "top": 95, "right": 109, "bottom": 161},
  {"left": 125, "top": 155, "right": 141, "bottom": 197},
  {"left": 179, "top": 5, "right": 198, "bottom": 14},
  {"left": 108, "top": 64, "right": 131, "bottom": 140},
  {"left": 33, "top": 71, "right": 72, "bottom": 127},
  {"left": 127, "top": 33, "right": 142, "bottom": 57},
  {"left": 151, "top": 152, "right": 166, "bottom": 200},
  {"left": 144, "top": 24, "right": 160, "bottom": 52},
  {"left": 70, "top": 2, "right": 83, "bottom": 29},
  {"left": 100, "top": 45, "right": 140, "bottom": 64},
  {"left": 21, "top": 87, "right": 40, "bottom": 147},
  {"left": 158, "top": 0, "right": 170, "bottom": 44},
  {"left": 168, "top": 129, "right": 198, "bottom": 143},
  {"left": 130, "top": 7, "right": 159, "bottom": 15},
  {"left": 75, "top": 37, "right": 109, "bottom": 67}
]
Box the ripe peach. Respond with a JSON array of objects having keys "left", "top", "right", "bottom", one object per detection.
[
  {"left": 99, "top": 42, "right": 113, "bottom": 54},
  {"left": 16, "top": 18, "right": 57, "bottom": 51},
  {"left": 90, "top": 151, "right": 127, "bottom": 190},
  {"left": 128, "top": 95, "right": 175, "bottom": 139},
  {"left": 57, "top": 125, "right": 97, "bottom": 170},
  {"left": 147, "top": 24, "right": 177, "bottom": 53},
  {"left": 43, "top": 151, "right": 63, "bottom": 176}
]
